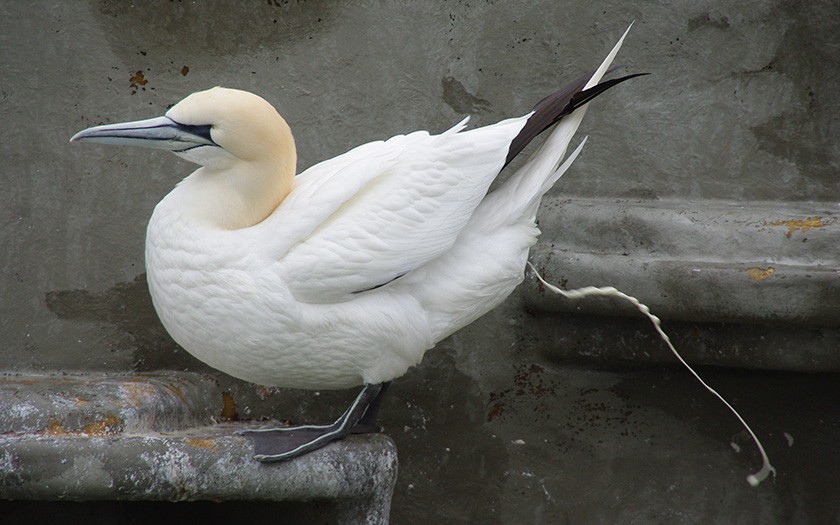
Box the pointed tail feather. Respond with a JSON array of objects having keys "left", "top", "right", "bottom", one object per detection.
[
  {"left": 504, "top": 71, "right": 645, "bottom": 168},
  {"left": 494, "top": 25, "right": 639, "bottom": 222},
  {"left": 510, "top": 23, "right": 637, "bottom": 180}
]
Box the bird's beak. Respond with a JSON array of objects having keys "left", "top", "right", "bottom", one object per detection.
[{"left": 70, "top": 116, "right": 216, "bottom": 152}]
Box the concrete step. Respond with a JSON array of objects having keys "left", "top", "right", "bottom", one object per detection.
[{"left": 0, "top": 373, "right": 397, "bottom": 524}]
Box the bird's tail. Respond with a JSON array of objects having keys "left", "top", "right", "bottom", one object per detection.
[
  {"left": 410, "top": 26, "right": 641, "bottom": 342},
  {"left": 504, "top": 68, "right": 644, "bottom": 169},
  {"left": 495, "top": 24, "right": 642, "bottom": 223}
]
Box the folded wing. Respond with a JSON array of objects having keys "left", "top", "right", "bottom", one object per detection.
[{"left": 263, "top": 115, "right": 529, "bottom": 303}]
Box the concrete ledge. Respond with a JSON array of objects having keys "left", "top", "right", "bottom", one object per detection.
[
  {"left": 0, "top": 428, "right": 396, "bottom": 523},
  {"left": 522, "top": 197, "right": 840, "bottom": 371},
  {"left": 526, "top": 197, "right": 840, "bottom": 326},
  {"left": 0, "top": 373, "right": 220, "bottom": 435},
  {"left": 0, "top": 373, "right": 397, "bottom": 524},
  {"left": 526, "top": 309, "right": 840, "bottom": 372}
]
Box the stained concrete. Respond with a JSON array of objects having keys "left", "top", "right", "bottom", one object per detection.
[
  {"left": 0, "top": 374, "right": 398, "bottom": 524},
  {"left": 0, "top": 372, "right": 220, "bottom": 434},
  {"left": 528, "top": 198, "right": 840, "bottom": 327},
  {"left": 2, "top": 0, "right": 840, "bottom": 523}
]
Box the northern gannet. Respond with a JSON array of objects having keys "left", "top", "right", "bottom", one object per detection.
[{"left": 71, "top": 28, "right": 641, "bottom": 461}]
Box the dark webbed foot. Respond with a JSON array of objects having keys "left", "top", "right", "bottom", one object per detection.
[
  {"left": 243, "top": 426, "right": 351, "bottom": 461},
  {"left": 241, "top": 382, "right": 390, "bottom": 462}
]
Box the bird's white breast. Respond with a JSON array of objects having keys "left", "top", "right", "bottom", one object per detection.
[{"left": 144, "top": 194, "right": 433, "bottom": 390}]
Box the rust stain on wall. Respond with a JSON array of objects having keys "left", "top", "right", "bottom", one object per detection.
[
  {"left": 221, "top": 391, "right": 239, "bottom": 421},
  {"left": 768, "top": 217, "right": 827, "bottom": 238},
  {"left": 486, "top": 363, "right": 556, "bottom": 422},
  {"left": 82, "top": 415, "right": 123, "bottom": 436},
  {"left": 746, "top": 267, "right": 775, "bottom": 281},
  {"left": 486, "top": 391, "right": 507, "bottom": 422},
  {"left": 186, "top": 438, "right": 217, "bottom": 450},
  {"left": 45, "top": 418, "right": 67, "bottom": 436},
  {"left": 123, "top": 382, "right": 159, "bottom": 407},
  {"left": 129, "top": 70, "right": 148, "bottom": 94},
  {"left": 42, "top": 415, "right": 123, "bottom": 436}
]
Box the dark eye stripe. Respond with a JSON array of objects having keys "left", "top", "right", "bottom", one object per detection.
[{"left": 178, "top": 123, "right": 214, "bottom": 143}]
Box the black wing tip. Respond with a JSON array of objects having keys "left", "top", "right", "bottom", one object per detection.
[
  {"left": 567, "top": 72, "right": 649, "bottom": 112},
  {"left": 503, "top": 71, "right": 648, "bottom": 167}
]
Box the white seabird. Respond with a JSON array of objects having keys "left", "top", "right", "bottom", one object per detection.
[{"left": 71, "top": 28, "right": 641, "bottom": 461}]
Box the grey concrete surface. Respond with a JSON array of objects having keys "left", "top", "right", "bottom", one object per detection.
[
  {"left": 0, "top": 372, "right": 220, "bottom": 434},
  {"left": 0, "top": 373, "right": 398, "bottom": 524},
  {"left": 525, "top": 197, "right": 840, "bottom": 372},
  {"left": 1, "top": 429, "right": 396, "bottom": 523},
  {"left": 529, "top": 198, "right": 840, "bottom": 327},
  {"left": 2, "top": 1, "right": 840, "bottom": 523},
  {"left": 1, "top": 425, "right": 395, "bottom": 494}
]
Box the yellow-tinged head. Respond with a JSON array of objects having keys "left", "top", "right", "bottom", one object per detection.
[
  {"left": 166, "top": 87, "right": 296, "bottom": 170},
  {"left": 72, "top": 87, "right": 298, "bottom": 229}
]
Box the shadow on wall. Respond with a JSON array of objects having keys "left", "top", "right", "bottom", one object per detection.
[{"left": 44, "top": 274, "right": 195, "bottom": 371}]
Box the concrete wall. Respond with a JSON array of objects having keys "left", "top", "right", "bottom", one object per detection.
[{"left": 2, "top": 1, "right": 839, "bottom": 523}]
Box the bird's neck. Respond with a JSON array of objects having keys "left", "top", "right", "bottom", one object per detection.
[{"left": 164, "top": 157, "right": 295, "bottom": 230}]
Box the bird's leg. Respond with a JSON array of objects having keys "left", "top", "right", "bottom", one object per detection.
[
  {"left": 241, "top": 382, "right": 389, "bottom": 462},
  {"left": 349, "top": 381, "right": 390, "bottom": 434}
]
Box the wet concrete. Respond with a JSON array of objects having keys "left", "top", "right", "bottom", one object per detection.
[{"left": 2, "top": 0, "right": 840, "bottom": 522}]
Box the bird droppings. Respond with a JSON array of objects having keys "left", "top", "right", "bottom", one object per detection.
[
  {"left": 528, "top": 262, "right": 775, "bottom": 487},
  {"left": 0, "top": 373, "right": 229, "bottom": 439},
  {"left": 768, "top": 217, "right": 828, "bottom": 238},
  {"left": 784, "top": 432, "right": 794, "bottom": 447},
  {"left": 746, "top": 267, "right": 775, "bottom": 281}
]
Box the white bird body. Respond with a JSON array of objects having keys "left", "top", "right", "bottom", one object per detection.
[
  {"left": 145, "top": 113, "right": 557, "bottom": 389},
  {"left": 74, "top": 27, "right": 633, "bottom": 396},
  {"left": 72, "top": 28, "right": 637, "bottom": 460}
]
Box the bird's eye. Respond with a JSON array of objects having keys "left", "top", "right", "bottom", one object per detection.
[{"left": 180, "top": 123, "right": 214, "bottom": 143}]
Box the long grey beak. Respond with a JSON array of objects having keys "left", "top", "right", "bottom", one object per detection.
[{"left": 70, "top": 116, "right": 216, "bottom": 152}]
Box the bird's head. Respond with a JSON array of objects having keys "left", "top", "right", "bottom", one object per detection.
[
  {"left": 71, "top": 87, "right": 296, "bottom": 172},
  {"left": 72, "top": 87, "right": 298, "bottom": 228}
]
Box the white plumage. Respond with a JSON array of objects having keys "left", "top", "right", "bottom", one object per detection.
[
  {"left": 149, "top": 111, "right": 573, "bottom": 389},
  {"left": 72, "top": 27, "right": 634, "bottom": 460}
]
